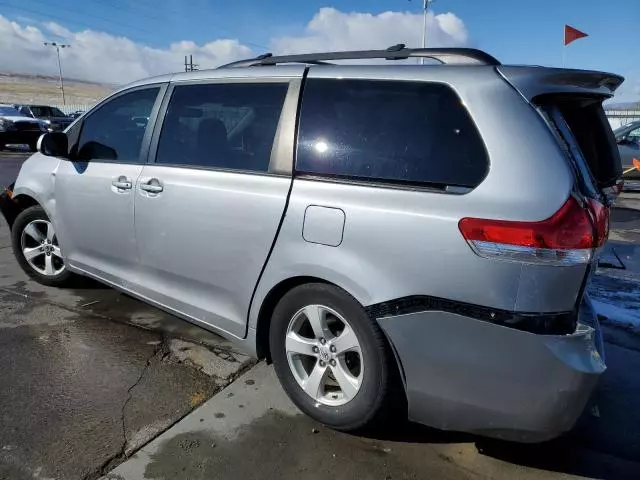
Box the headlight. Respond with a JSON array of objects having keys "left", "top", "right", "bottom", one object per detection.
[{"left": 0, "top": 118, "right": 15, "bottom": 132}]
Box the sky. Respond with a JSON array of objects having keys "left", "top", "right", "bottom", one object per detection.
[{"left": 0, "top": 0, "right": 638, "bottom": 102}]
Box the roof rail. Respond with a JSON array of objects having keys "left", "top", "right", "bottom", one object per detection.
[{"left": 218, "top": 44, "right": 501, "bottom": 68}]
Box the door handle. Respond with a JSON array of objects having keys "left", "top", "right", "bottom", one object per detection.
[
  {"left": 112, "top": 177, "right": 132, "bottom": 190},
  {"left": 140, "top": 178, "right": 163, "bottom": 193}
]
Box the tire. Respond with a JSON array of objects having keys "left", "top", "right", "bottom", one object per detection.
[
  {"left": 11, "top": 206, "right": 74, "bottom": 287},
  {"left": 270, "top": 283, "right": 398, "bottom": 431},
  {"left": 28, "top": 142, "right": 38, "bottom": 152},
  {"left": 0, "top": 143, "right": 5, "bottom": 151}
]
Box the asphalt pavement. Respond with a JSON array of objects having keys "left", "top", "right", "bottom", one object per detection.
[
  {"left": 1, "top": 150, "right": 254, "bottom": 479},
  {"left": 2, "top": 151, "right": 640, "bottom": 479},
  {"left": 0, "top": 150, "right": 25, "bottom": 188}
]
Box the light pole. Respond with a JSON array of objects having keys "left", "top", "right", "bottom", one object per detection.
[
  {"left": 44, "top": 42, "right": 71, "bottom": 105},
  {"left": 420, "top": 0, "right": 435, "bottom": 64}
]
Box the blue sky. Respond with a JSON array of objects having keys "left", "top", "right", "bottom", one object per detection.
[{"left": 0, "top": 0, "right": 638, "bottom": 100}]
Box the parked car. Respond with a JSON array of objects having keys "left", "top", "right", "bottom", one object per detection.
[
  {"left": 614, "top": 120, "right": 640, "bottom": 179},
  {"left": 0, "top": 46, "right": 624, "bottom": 442},
  {"left": 0, "top": 104, "right": 48, "bottom": 151},
  {"left": 13, "top": 104, "right": 74, "bottom": 132},
  {"left": 69, "top": 110, "right": 85, "bottom": 119}
]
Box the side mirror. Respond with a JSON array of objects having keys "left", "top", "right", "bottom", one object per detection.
[{"left": 38, "top": 132, "right": 68, "bottom": 157}]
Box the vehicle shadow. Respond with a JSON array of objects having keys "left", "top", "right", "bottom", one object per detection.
[
  {"left": 474, "top": 431, "right": 640, "bottom": 480},
  {"left": 70, "top": 276, "right": 110, "bottom": 290},
  {"left": 362, "top": 328, "right": 640, "bottom": 480},
  {"left": 362, "top": 414, "right": 640, "bottom": 480}
]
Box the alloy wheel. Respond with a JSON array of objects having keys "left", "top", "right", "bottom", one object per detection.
[
  {"left": 285, "top": 304, "right": 364, "bottom": 406},
  {"left": 20, "top": 219, "right": 65, "bottom": 276}
]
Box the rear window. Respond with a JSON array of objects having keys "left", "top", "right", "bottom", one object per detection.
[
  {"left": 296, "top": 79, "right": 488, "bottom": 189},
  {"left": 537, "top": 96, "right": 622, "bottom": 189}
]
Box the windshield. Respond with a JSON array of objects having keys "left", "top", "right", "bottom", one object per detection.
[
  {"left": 613, "top": 122, "right": 640, "bottom": 136},
  {"left": 0, "top": 106, "right": 22, "bottom": 116},
  {"left": 30, "top": 106, "right": 53, "bottom": 116}
]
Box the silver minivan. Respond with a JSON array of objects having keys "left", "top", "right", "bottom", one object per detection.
[{"left": 0, "top": 47, "right": 624, "bottom": 442}]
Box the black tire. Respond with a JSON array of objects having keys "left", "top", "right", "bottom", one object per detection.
[
  {"left": 11, "top": 206, "right": 74, "bottom": 287},
  {"left": 270, "top": 283, "right": 399, "bottom": 432},
  {"left": 28, "top": 142, "right": 38, "bottom": 152}
]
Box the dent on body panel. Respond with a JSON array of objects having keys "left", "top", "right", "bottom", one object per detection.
[
  {"left": 13, "top": 154, "right": 60, "bottom": 221},
  {"left": 516, "top": 263, "right": 587, "bottom": 312}
]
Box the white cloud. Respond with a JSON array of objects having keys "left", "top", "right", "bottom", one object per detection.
[
  {"left": 270, "top": 7, "right": 468, "bottom": 54},
  {"left": 613, "top": 73, "right": 640, "bottom": 105},
  {"left": 44, "top": 21, "right": 72, "bottom": 39},
  {"left": 0, "top": 14, "right": 252, "bottom": 85},
  {"left": 0, "top": 8, "right": 469, "bottom": 85}
]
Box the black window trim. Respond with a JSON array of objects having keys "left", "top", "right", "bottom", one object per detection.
[
  {"left": 294, "top": 172, "right": 473, "bottom": 195},
  {"left": 147, "top": 77, "right": 299, "bottom": 177},
  {"left": 293, "top": 77, "right": 489, "bottom": 194},
  {"left": 68, "top": 82, "right": 168, "bottom": 165}
]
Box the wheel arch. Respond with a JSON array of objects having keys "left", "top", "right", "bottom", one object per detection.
[
  {"left": 0, "top": 191, "right": 41, "bottom": 229},
  {"left": 254, "top": 275, "right": 330, "bottom": 362},
  {"left": 255, "top": 274, "right": 409, "bottom": 427}
]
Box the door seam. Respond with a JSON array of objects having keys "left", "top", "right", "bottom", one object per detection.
[{"left": 243, "top": 67, "right": 309, "bottom": 339}]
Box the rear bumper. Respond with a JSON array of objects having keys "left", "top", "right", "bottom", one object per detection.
[{"left": 378, "top": 294, "right": 605, "bottom": 442}]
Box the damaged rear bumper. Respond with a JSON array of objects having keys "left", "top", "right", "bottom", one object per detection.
[{"left": 377, "top": 294, "right": 605, "bottom": 442}]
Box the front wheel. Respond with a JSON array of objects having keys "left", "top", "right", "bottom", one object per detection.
[
  {"left": 270, "top": 283, "right": 398, "bottom": 431},
  {"left": 11, "top": 206, "right": 74, "bottom": 287}
]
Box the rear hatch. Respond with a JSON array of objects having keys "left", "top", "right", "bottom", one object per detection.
[
  {"left": 497, "top": 66, "right": 624, "bottom": 326},
  {"left": 497, "top": 66, "right": 624, "bottom": 201}
]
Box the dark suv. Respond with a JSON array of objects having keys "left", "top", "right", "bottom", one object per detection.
[{"left": 14, "top": 104, "right": 74, "bottom": 132}]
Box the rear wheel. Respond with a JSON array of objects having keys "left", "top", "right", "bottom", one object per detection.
[
  {"left": 11, "top": 206, "right": 74, "bottom": 287},
  {"left": 270, "top": 283, "right": 397, "bottom": 431}
]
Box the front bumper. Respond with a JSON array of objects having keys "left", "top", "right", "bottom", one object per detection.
[
  {"left": 378, "top": 294, "right": 605, "bottom": 442},
  {"left": 0, "top": 185, "right": 19, "bottom": 228},
  {"left": 0, "top": 131, "right": 43, "bottom": 145},
  {"left": 48, "top": 122, "right": 71, "bottom": 132}
]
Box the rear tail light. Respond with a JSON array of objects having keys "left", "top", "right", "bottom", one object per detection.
[
  {"left": 459, "top": 196, "right": 607, "bottom": 266},
  {"left": 586, "top": 198, "right": 609, "bottom": 248}
]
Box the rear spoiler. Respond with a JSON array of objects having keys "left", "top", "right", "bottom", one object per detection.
[{"left": 497, "top": 66, "right": 624, "bottom": 101}]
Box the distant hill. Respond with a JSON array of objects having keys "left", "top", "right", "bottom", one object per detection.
[{"left": 0, "top": 72, "right": 114, "bottom": 107}]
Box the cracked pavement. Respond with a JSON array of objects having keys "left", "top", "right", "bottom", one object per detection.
[{"left": 0, "top": 196, "right": 254, "bottom": 479}]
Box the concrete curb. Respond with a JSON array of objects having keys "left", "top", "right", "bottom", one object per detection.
[{"left": 102, "top": 362, "right": 299, "bottom": 479}]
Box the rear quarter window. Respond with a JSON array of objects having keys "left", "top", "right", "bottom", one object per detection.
[{"left": 296, "top": 79, "right": 488, "bottom": 189}]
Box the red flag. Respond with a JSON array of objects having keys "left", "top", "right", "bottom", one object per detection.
[{"left": 564, "top": 25, "right": 588, "bottom": 46}]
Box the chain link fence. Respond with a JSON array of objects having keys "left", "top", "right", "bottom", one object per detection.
[
  {"left": 50, "top": 104, "right": 93, "bottom": 115},
  {"left": 605, "top": 109, "right": 640, "bottom": 130}
]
